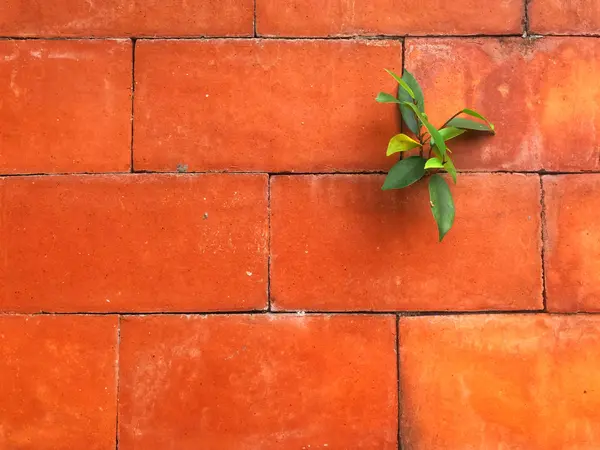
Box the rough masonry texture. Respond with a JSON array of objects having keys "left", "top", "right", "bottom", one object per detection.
[{"left": 1, "top": 0, "right": 599, "bottom": 449}]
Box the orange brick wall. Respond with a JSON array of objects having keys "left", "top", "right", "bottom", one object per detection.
[{"left": 1, "top": 1, "right": 599, "bottom": 449}]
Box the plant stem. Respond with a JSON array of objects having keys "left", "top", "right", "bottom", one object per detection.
[
  {"left": 441, "top": 110, "right": 463, "bottom": 129},
  {"left": 417, "top": 126, "right": 424, "bottom": 157}
]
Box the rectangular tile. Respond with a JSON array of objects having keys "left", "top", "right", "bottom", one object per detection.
[
  {"left": 0, "top": 315, "right": 117, "bottom": 449},
  {"left": 257, "top": 0, "right": 522, "bottom": 36},
  {"left": 134, "top": 39, "right": 401, "bottom": 172},
  {"left": 0, "top": 0, "right": 253, "bottom": 37},
  {"left": 544, "top": 175, "right": 600, "bottom": 312},
  {"left": 399, "top": 315, "right": 600, "bottom": 449},
  {"left": 270, "top": 174, "right": 542, "bottom": 311},
  {"left": 0, "top": 174, "right": 268, "bottom": 312},
  {"left": 405, "top": 37, "right": 600, "bottom": 171},
  {"left": 530, "top": 0, "right": 600, "bottom": 34},
  {"left": 118, "top": 314, "right": 397, "bottom": 449},
  {"left": 0, "top": 40, "right": 132, "bottom": 174}
]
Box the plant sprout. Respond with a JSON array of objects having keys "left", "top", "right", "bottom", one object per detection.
[{"left": 376, "top": 69, "right": 495, "bottom": 242}]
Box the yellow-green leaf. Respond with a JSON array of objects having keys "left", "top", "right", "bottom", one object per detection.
[
  {"left": 425, "top": 157, "right": 444, "bottom": 169},
  {"left": 387, "top": 134, "right": 422, "bottom": 156}
]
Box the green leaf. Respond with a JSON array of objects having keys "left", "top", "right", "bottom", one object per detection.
[
  {"left": 432, "top": 147, "right": 458, "bottom": 184},
  {"left": 402, "top": 70, "right": 425, "bottom": 113},
  {"left": 397, "top": 70, "right": 425, "bottom": 136},
  {"left": 425, "top": 157, "right": 444, "bottom": 169},
  {"left": 382, "top": 156, "right": 426, "bottom": 191},
  {"left": 443, "top": 109, "right": 495, "bottom": 133},
  {"left": 428, "top": 174, "right": 455, "bottom": 242},
  {"left": 386, "top": 134, "right": 422, "bottom": 156},
  {"left": 402, "top": 102, "right": 447, "bottom": 158},
  {"left": 376, "top": 92, "right": 402, "bottom": 104},
  {"left": 462, "top": 108, "right": 495, "bottom": 132},
  {"left": 443, "top": 154, "right": 457, "bottom": 184},
  {"left": 399, "top": 86, "right": 420, "bottom": 135},
  {"left": 384, "top": 69, "right": 415, "bottom": 99},
  {"left": 446, "top": 117, "right": 495, "bottom": 134},
  {"left": 431, "top": 127, "right": 466, "bottom": 146}
]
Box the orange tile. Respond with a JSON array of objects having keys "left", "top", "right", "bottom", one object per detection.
[
  {"left": 530, "top": 0, "right": 600, "bottom": 34},
  {"left": 118, "top": 314, "right": 397, "bottom": 449},
  {"left": 133, "top": 39, "right": 400, "bottom": 172},
  {"left": 405, "top": 37, "right": 600, "bottom": 171},
  {"left": 399, "top": 315, "right": 600, "bottom": 450},
  {"left": 270, "top": 174, "right": 542, "bottom": 311},
  {"left": 0, "top": 174, "right": 268, "bottom": 312},
  {"left": 0, "top": 0, "right": 253, "bottom": 37},
  {"left": 0, "top": 40, "right": 131, "bottom": 174},
  {"left": 0, "top": 315, "right": 117, "bottom": 449},
  {"left": 257, "top": 0, "right": 522, "bottom": 36},
  {"left": 544, "top": 175, "right": 600, "bottom": 312}
]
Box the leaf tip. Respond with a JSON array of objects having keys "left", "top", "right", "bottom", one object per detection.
[
  {"left": 438, "top": 226, "right": 450, "bottom": 242},
  {"left": 438, "top": 226, "right": 453, "bottom": 242}
]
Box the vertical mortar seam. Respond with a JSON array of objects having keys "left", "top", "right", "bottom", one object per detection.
[
  {"left": 396, "top": 315, "right": 402, "bottom": 450},
  {"left": 253, "top": 0, "right": 257, "bottom": 37},
  {"left": 267, "top": 174, "right": 272, "bottom": 311},
  {"left": 401, "top": 37, "right": 406, "bottom": 82},
  {"left": 539, "top": 175, "right": 548, "bottom": 311},
  {"left": 401, "top": 36, "right": 406, "bottom": 137},
  {"left": 129, "top": 39, "right": 136, "bottom": 173},
  {"left": 115, "top": 315, "right": 122, "bottom": 450},
  {"left": 523, "top": 0, "right": 530, "bottom": 36},
  {"left": 398, "top": 38, "right": 406, "bottom": 161}
]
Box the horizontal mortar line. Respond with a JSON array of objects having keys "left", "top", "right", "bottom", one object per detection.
[
  {"left": 0, "top": 170, "right": 278, "bottom": 178},
  {"left": 0, "top": 171, "right": 132, "bottom": 178},
  {"left": 136, "top": 170, "right": 389, "bottom": 176},
  {"left": 267, "top": 170, "right": 600, "bottom": 176},
  {"left": 4, "top": 309, "right": 600, "bottom": 317},
  {"left": 0, "top": 36, "right": 137, "bottom": 41},
  {"left": 2, "top": 169, "right": 600, "bottom": 179},
  {"left": 4, "top": 32, "right": 600, "bottom": 41},
  {"left": 257, "top": 33, "right": 528, "bottom": 39},
  {"left": 0, "top": 35, "right": 400, "bottom": 41},
  {"left": 461, "top": 170, "right": 600, "bottom": 176},
  {"left": 530, "top": 32, "right": 600, "bottom": 38}
]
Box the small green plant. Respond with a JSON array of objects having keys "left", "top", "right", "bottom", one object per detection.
[{"left": 376, "top": 70, "right": 495, "bottom": 242}]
